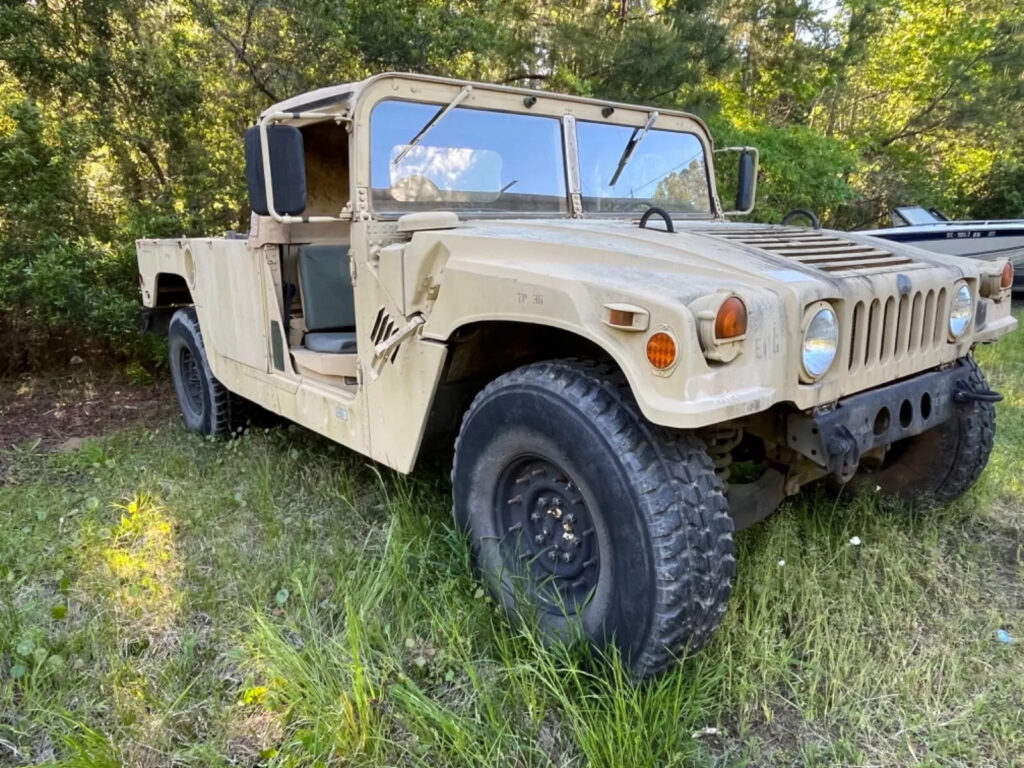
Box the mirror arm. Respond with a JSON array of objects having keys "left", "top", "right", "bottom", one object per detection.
[
  {"left": 258, "top": 111, "right": 351, "bottom": 224},
  {"left": 713, "top": 146, "right": 759, "bottom": 217}
]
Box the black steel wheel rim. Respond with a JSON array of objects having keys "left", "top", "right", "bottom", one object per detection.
[
  {"left": 494, "top": 455, "right": 600, "bottom": 614},
  {"left": 178, "top": 345, "right": 204, "bottom": 418}
]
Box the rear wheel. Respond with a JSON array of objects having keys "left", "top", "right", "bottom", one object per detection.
[
  {"left": 168, "top": 308, "right": 248, "bottom": 437},
  {"left": 452, "top": 359, "right": 735, "bottom": 678}
]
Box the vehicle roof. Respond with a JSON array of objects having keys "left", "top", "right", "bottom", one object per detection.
[{"left": 259, "top": 72, "right": 713, "bottom": 134}]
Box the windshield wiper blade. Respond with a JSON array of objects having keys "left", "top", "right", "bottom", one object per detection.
[
  {"left": 608, "top": 110, "right": 658, "bottom": 187},
  {"left": 392, "top": 85, "right": 473, "bottom": 166}
]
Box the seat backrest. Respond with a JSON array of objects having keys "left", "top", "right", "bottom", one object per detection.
[{"left": 297, "top": 244, "right": 355, "bottom": 332}]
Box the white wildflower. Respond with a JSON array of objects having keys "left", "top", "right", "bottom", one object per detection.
[
  {"left": 849, "top": 535, "right": 862, "bottom": 546},
  {"left": 691, "top": 727, "right": 719, "bottom": 739}
]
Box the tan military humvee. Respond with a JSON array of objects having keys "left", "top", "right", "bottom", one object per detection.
[{"left": 136, "top": 73, "right": 1016, "bottom": 677}]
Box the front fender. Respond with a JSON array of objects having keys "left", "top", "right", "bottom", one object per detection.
[{"left": 421, "top": 256, "right": 787, "bottom": 429}]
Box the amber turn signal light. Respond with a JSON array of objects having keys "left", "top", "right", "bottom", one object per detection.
[
  {"left": 714, "top": 296, "right": 748, "bottom": 339},
  {"left": 1001, "top": 261, "right": 1013, "bottom": 289},
  {"left": 646, "top": 332, "right": 677, "bottom": 370}
]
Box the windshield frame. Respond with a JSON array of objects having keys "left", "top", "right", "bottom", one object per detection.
[{"left": 354, "top": 74, "right": 723, "bottom": 221}]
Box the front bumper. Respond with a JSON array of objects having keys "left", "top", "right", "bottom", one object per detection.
[{"left": 786, "top": 358, "right": 998, "bottom": 481}]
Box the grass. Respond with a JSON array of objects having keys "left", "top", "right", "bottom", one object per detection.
[{"left": 2, "top": 329, "right": 1023, "bottom": 767}]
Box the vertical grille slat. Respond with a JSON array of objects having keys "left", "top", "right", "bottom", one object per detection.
[
  {"left": 866, "top": 299, "right": 882, "bottom": 368},
  {"left": 909, "top": 292, "right": 924, "bottom": 354},
  {"left": 848, "top": 301, "right": 867, "bottom": 372},
  {"left": 897, "top": 294, "right": 911, "bottom": 356},
  {"left": 881, "top": 297, "right": 896, "bottom": 363},
  {"left": 922, "top": 290, "right": 937, "bottom": 350},
  {"left": 934, "top": 288, "right": 948, "bottom": 346}
]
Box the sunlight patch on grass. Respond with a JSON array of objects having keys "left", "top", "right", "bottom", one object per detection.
[{"left": 100, "top": 493, "right": 183, "bottom": 650}]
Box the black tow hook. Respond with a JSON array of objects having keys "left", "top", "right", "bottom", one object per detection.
[
  {"left": 953, "top": 387, "right": 1003, "bottom": 404},
  {"left": 827, "top": 425, "right": 861, "bottom": 484}
]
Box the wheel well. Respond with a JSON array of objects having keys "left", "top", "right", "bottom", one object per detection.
[
  {"left": 418, "top": 321, "right": 621, "bottom": 466},
  {"left": 141, "top": 273, "right": 194, "bottom": 336},
  {"left": 155, "top": 273, "right": 193, "bottom": 306}
]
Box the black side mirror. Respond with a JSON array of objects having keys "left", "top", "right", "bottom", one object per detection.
[
  {"left": 735, "top": 150, "right": 755, "bottom": 212},
  {"left": 244, "top": 125, "right": 307, "bottom": 217}
]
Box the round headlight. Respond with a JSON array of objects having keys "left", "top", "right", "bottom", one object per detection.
[
  {"left": 949, "top": 283, "right": 972, "bottom": 339},
  {"left": 802, "top": 305, "right": 839, "bottom": 380}
]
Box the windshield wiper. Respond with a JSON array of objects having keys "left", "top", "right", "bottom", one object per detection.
[
  {"left": 607, "top": 110, "right": 658, "bottom": 187},
  {"left": 392, "top": 85, "right": 473, "bottom": 167}
]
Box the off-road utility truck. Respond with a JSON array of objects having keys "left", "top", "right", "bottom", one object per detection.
[{"left": 137, "top": 73, "right": 1016, "bottom": 678}]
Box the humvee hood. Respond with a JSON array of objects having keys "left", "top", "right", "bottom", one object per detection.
[{"left": 438, "top": 219, "right": 971, "bottom": 296}]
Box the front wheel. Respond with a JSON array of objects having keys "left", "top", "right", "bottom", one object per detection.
[
  {"left": 452, "top": 360, "right": 735, "bottom": 678},
  {"left": 857, "top": 357, "right": 996, "bottom": 507}
]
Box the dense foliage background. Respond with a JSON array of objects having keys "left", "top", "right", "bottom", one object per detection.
[{"left": 1, "top": 0, "right": 1022, "bottom": 372}]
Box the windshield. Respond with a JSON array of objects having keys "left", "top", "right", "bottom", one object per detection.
[
  {"left": 893, "top": 206, "right": 943, "bottom": 226},
  {"left": 576, "top": 121, "right": 712, "bottom": 214},
  {"left": 371, "top": 100, "right": 568, "bottom": 214}
]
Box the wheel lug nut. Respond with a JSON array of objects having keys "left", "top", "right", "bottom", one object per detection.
[
  {"left": 534, "top": 534, "right": 546, "bottom": 544},
  {"left": 564, "top": 512, "right": 576, "bottom": 524},
  {"left": 529, "top": 511, "right": 542, "bottom": 522},
  {"left": 547, "top": 549, "right": 557, "bottom": 561},
  {"left": 560, "top": 552, "right": 571, "bottom": 563}
]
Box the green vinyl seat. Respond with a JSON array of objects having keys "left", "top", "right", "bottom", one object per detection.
[{"left": 297, "top": 244, "right": 356, "bottom": 354}]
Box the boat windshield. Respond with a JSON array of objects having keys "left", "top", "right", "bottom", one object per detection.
[
  {"left": 892, "top": 206, "right": 944, "bottom": 226},
  {"left": 576, "top": 120, "right": 712, "bottom": 215}
]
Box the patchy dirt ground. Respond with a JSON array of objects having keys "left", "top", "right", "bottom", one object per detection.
[{"left": 0, "top": 373, "right": 175, "bottom": 475}]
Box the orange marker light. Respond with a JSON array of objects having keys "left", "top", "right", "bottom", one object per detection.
[
  {"left": 646, "top": 332, "right": 677, "bottom": 369},
  {"left": 1001, "top": 262, "right": 1013, "bottom": 289},
  {"left": 715, "top": 296, "right": 748, "bottom": 340}
]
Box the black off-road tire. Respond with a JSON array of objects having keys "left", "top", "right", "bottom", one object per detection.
[
  {"left": 859, "top": 357, "right": 996, "bottom": 508},
  {"left": 452, "top": 359, "right": 735, "bottom": 678},
  {"left": 168, "top": 308, "right": 249, "bottom": 437}
]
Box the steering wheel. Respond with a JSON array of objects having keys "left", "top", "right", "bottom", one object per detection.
[
  {"left": 639, "top": 206, "right": 675, "bottom": 233},
  {"left": 781, "top": 207, "right": 821, "bottom": 229}
]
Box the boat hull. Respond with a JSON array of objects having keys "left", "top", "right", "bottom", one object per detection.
[{"left": 863, "top": 225, "right": 1024, "bottom": 291}]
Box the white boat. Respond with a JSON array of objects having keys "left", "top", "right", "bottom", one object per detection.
[{"left": 862, "top": 206, "right": 1024, "bottom": 290}]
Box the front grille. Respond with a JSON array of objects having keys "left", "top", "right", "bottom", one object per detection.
[
  {"left": 846, "top": 288, "right": 949, "bottom": 372},
  {"left": 692, "top": 226, "right": 914, "bottom": 273}
]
